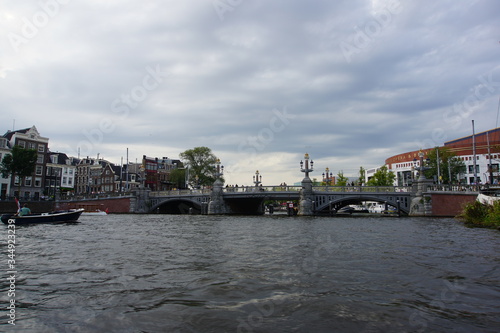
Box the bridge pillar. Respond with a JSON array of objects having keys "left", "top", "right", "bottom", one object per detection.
[
  {"left": 135, "top": 187, "right": 151, "bottom": 213},
  {"left": 208, "top": 178, "right": 228, "bottom": 214},
  {"left": 298, "top": 177, "right": 314, "bottom": 216},
  {"left": 409, "top": 171, "right": 434, "bottom": 216}
]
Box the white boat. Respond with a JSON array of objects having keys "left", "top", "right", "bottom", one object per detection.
[{"left": 82, "top": 209, "right": 108, "bottom": 216}]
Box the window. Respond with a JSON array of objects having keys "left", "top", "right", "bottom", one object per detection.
[
  {"left": 28, "top": 142, "right": 36, "bottom": 150},
  {"left": 18, "top": 141, "right": 25, "bottom": 148},
  {"left": 62, "top": 177, "right": 67, "bottom": 185},
  {"left": 35, "top": 178, "right": 42, "bottom": 187},
  {"left": 38, "top": 145, "right": 45, "bottom": 153},
  {"left": 37, "top": 154, "right": 44, "bottom": 164},
  {"left": 25, "top": 177, "right": 32, "bottom": 186},
  {"left": 36, "top": 166, "right": 43, "bottom": 175},
  {"left": 468, "top": 165, "right": 480, "bottom": 174}
]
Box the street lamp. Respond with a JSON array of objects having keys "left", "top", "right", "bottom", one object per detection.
[
  {"left": 253, "top": 170, "right": 262, "bottom": 187},
  {"left": 322, "top": 167, "right": 332, "bottom": 185},
  {"left": 412, "top": 158, "right": 418, "bottom": 181},
  {"left": 214, "top": 158, "right": 224, "bottom": 179},
  {"left": 300, "top": 153, "right": 314, "bottom": 178}
]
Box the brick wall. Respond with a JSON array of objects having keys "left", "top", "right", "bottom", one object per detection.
[
  {"left": 430, "top": 193, "right": 477, "bottom": 217},
  {"left": 57, "top": 197, "right": 133, "bottom": 213}
]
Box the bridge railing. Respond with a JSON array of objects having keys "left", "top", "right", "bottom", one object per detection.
[
  {"left": 426, "top": 184, "right": 481, "bottom": 192},
  {"left": 312, "top": 185, "right": 411, "bottom": 193},
  {"left": 222, "top": 186, "right": 302, "bottom": 193},
  {"left": 149, "top": 188, "right": 212, "bottom": 197}
]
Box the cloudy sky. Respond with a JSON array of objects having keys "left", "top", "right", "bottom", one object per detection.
[{"left": 1, "top": 0, "right": 499, "bottom": 186}]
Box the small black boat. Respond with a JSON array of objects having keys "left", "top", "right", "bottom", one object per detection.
[{"left": 1, "top": 208, "right": 85, "bottom": 225}]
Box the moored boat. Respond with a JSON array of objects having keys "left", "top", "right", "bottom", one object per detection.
[{"left": 1, "top": 208, "right": 84, "bottom": 225}]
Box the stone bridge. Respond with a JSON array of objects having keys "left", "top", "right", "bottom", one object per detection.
[{"left": 143, "top": 185, "right": 413, "bottom": 215}]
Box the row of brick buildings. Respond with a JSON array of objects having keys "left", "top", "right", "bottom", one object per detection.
[{"left": 0, "top": 126, "right": 183, "bottom": 200}]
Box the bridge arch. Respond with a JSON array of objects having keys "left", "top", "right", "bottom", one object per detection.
[
  {"left": 314, "top": 194, "right": 410, "bottom": 215},
  {"left": 149, "top": 198, "right": 203, "bottom": 214}
]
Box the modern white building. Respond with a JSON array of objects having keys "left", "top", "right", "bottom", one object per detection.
[{"left": 386, "top": 127, "right": 500, "bottom": 186}]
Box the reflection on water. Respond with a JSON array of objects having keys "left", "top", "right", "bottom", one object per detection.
[{"left": 1, "top": 214, "right": 499, "bottom": 332}]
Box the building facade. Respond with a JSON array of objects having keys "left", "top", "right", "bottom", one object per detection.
[
  {"left": 2, "top": 126, "right": 49, "bottom": 199},
  {"left": 1, "top": 125, "right": 187, "bottom": 198},
  {"left": 75, "top": 157, "right": 117, "bottom": 195},
  {"left": 0, "top": 137, "right": 11, "bottom": 199},
  {"left": 386, "top": 127, "right": 500, "bottom": 186},
  {"left": 45, "top": 152, "right": 77, "bottom": 198}
]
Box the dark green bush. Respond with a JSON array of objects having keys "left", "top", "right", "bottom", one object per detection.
[{"left": 458, "top": 200, "right": 500, "bottom": 229}]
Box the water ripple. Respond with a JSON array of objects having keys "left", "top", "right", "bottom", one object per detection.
[{"left": 2, "top": 215, "right": 499, "bottom": 332}]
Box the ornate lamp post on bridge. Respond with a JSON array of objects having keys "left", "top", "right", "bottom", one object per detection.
[
  {"left": 253, "top": 170, "right": 262, "bottom": 187},
  {"left": 208, "top": 158, "right": 227, "bottom": 214},
  {"left": 299, "top": 153, "right": 314, "bottom": 215},
  {"left": 214, "top": 158, "right": 224, "bottom": 180},
  {"left": 322, "top": 167, "right": 332, "bottom": 186},
  {"left": 300, "top": 153, "right": 314, "bottom": 178},
  {"left": 409, "top": 150, "right": 433, "bottom": 216}
]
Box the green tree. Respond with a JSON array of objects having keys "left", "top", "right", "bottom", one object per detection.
[
  {"left": 0, "top": 145, "right": 38, "bottom": 196},
  {"left": 336, "top": 170, "right": 349, "bottom": 186},
  {"left": 366, "top": 165, "right": 396, "bottom": 186},
  {"left": 179, "top": 147, "right": 221, "bottom": 186},
  {"left": 358, "top": 166, "right": 366, "bottom": 185},
  {"left": 424, "top": 147, "right": 466, "bottom": 184},
  {"left": 169, "top": 168, "right": 186, "bottom": 189}
]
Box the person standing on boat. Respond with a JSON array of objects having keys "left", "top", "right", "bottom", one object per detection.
[{"left": 17, "top": 204, "right": 31, "bottom": 216}]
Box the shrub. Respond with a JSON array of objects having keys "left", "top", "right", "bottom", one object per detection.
[
  {"left": 484, "top": 201, "right": 500, "bottom": 228},
  {"left": 458, "top": 200, "right": 500, "bottom": 229}
]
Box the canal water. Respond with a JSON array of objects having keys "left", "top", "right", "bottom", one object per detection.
[{"left": 1, "top": 214, "right": 499, "bottom": 333}]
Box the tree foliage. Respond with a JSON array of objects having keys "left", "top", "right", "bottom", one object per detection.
[
  {"left": 424, "top": 147, "right": 466, "bottom": 184},
  {"left": 358, "top": 166, "right": 366, "bottom": 185},
  {"left": 336, "top": 170, "right": 349, "bottom": 186},
  {"left": 0, "top": 145, "right": 38, "bottom": 194},
  {"left": 179, "top": 147, "right": 221, "bottom": 186},
  {"left": 366, "top": 165, "right": 396, "bottom": 186},
  {"left": 458, "top": 200, "right": 500, "bottom": 228},
  {"left": 169, "top": 168, "right": 186, "bottom": 189}
]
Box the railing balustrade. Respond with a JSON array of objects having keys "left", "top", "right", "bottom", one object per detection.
[
  {"left": 149, "top": 188, "right": 212, "bottom": 197},
  {"left": 5, "top": 183, "right": 481, "bottom": 202},
  {"left": 145, "top": 184, "right": 486, "bottom": 197},
  {"left": 222, "top": 186, "right": 302, "bottom": 193},
  {"left": 312, "top": 186, "right": 411, "bottom": 193},
  {"left": 427, "top": 184, "right": 481, "bottom": 192}
]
